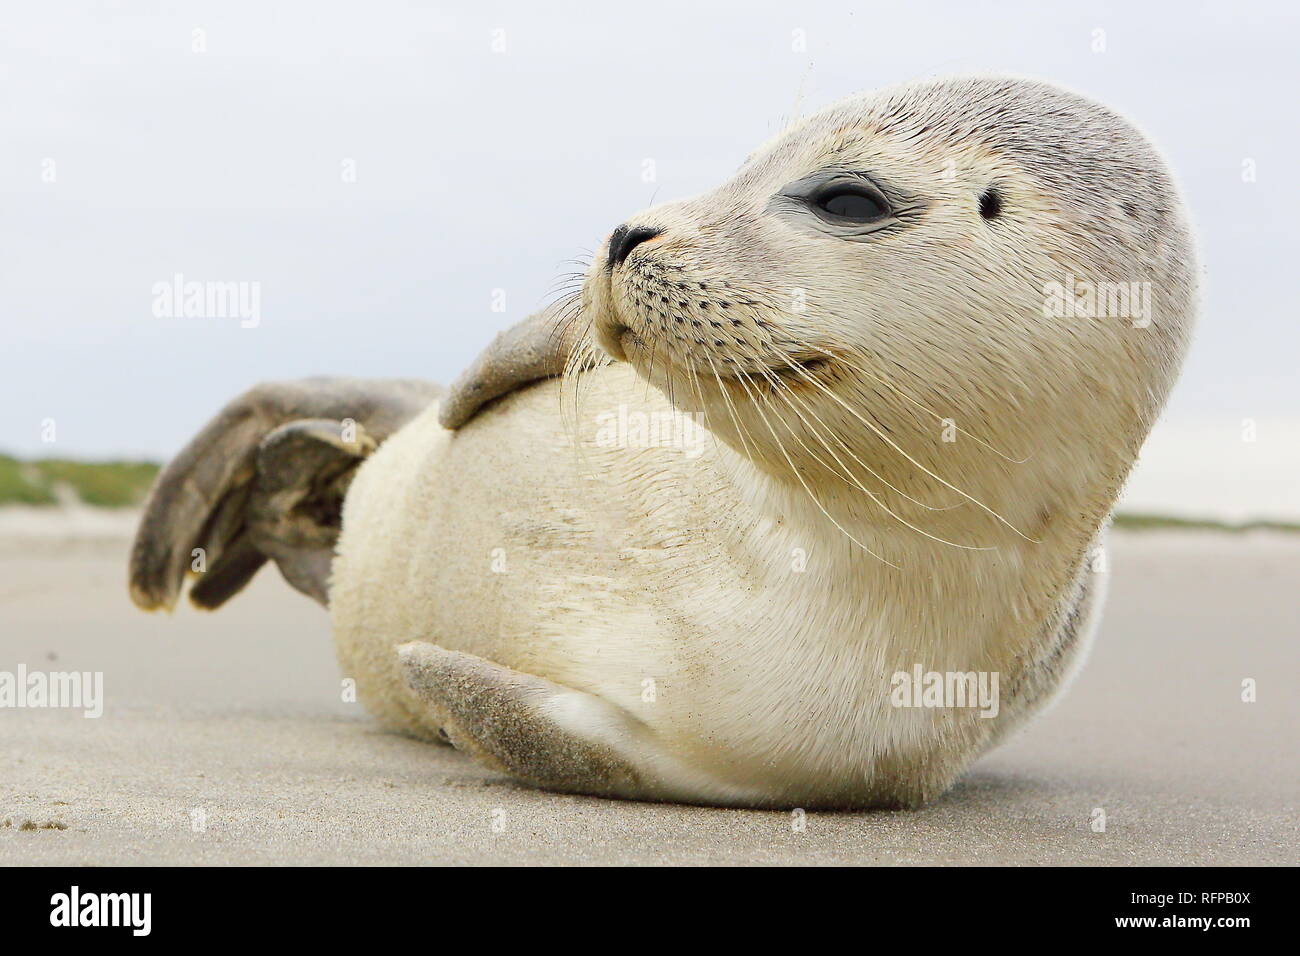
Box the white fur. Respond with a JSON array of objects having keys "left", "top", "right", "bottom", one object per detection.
[{"left": 330, "top": 75, "right": 1195, "bottom": 808}]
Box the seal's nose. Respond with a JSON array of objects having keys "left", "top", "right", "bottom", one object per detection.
[{"left": 606, "top": 225, "right": 662, "bottom": 269}]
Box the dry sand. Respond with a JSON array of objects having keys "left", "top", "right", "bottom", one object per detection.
[{"left": 1, "top": 512, "right": 1296, "bottom": 866}]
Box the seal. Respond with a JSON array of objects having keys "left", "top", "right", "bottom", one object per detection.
[{"left": 129, "top": 75, "right": 1196, "bottom": 808}]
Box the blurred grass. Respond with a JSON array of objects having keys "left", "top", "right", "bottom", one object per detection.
[
  {"left": 0, "top": 454, "right": 1296, "bottom": 534},
  {"left": 1111, "top": 512, "right": 1300, "bottom": 534},
  {"left": 0, "top": 454, "right": 159, "bottom": 507}
]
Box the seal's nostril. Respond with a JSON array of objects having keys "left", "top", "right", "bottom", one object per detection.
[{"left": 607, "top": 225, "right": 662, "bottom": 269}]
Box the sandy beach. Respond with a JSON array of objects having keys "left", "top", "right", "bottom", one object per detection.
[{"left": 1, "top": 513, "right": 1295, "bottom": 866}]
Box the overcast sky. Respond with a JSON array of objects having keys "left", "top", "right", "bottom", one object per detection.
[{"left": 2, "top": 1, "right": 1296, "bottom": 517}]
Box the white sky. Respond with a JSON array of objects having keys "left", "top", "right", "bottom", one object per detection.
[{"left": 2, "top": 1, "right": 1296, "bottom": 518}]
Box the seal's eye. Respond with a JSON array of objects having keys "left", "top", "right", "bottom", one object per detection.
[
  {"left": 810, "top": 183, "right": 890, "bottom": 224},
  {"left": 773, "top": 172, "right": 904, "bottom": 237}
]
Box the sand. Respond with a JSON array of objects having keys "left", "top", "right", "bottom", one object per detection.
[{"left": 1, "top": 513, "right": 1296, "bottom": 866}]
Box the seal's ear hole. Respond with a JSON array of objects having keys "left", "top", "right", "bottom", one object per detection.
[
  {"left": 977, "top": 187, "right": 998, "bottom": 218},
  {"left": 979, "top": 188, "right": 1002, "bottom": 220}
]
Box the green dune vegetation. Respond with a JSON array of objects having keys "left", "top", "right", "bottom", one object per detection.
[
  {"left": 1109, "top": 512, "right": 1300, "bottom": 534},
  {"left": 0, "top": 454, "right": 160, "bottom": 508},
  {"left": 0, "top": 453, "right": 1296, "bottom": 534}
]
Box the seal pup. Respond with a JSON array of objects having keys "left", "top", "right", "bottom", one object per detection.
[{"left": 130, "top": 75, "right": 1196, "bottom": 808}]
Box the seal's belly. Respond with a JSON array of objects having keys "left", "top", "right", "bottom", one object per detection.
[
  {"left": 329, "top": 370, "right": 713, "bottom": 736},
  {"left": 328, "top": 369, "right": 871, "bottom": 761}
]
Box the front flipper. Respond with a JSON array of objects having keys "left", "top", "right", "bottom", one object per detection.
[
  {"left": 397, "top": 642, "right": 773, "bottom": 806},
  {"left": 438, "top": 302, "right": 584, "bottom": 429},
  {"left": 398, "top": 642, "right": 647, "bottom": 798}
]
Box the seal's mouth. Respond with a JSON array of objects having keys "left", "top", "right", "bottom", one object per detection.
[
  {"left": 588, "top": 269, "right": 834, "bottom": 388},
  {"left": 718, "top": 354, "right": 831, "bottom": 384},
  {"left": 612, "top": 322, "right": 832, "bottom": 388},
  {"left": 586, "top": 275, "right": 634, "bottom": 361}
]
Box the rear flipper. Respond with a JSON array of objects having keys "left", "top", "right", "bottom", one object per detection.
[
  {"left": 129, "top": 378, "right": 441, "bottom": 611},
  {"left": 397, "top": 642, "right": 768, "bottom": 806}
]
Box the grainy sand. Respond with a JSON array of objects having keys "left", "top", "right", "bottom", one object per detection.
[{"left": 1, "top": 514, "right": 1296, "bottom": 866}]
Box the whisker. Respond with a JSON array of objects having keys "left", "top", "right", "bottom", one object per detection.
[
  {"left": 765, "top": 354, "right": 965, "bottom": 513},
  {"left": 783, "top": 335, "right": 1032, "bottom": 465},
  {"left": 769, "top": 347, "right": 1038, "bottom": 542},
  {"left": 702, "top": 353, "right": 756, "bottom": 461},
  {"left": 756, "top": 361, "right": 994, "bottom": 552},
  {"left": 727, "top": 365, "right": 899, "bottom": 568}
]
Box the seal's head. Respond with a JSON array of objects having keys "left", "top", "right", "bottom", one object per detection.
[{"left": 581, "top": 75, "right": 1196, "bottom": 546}]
